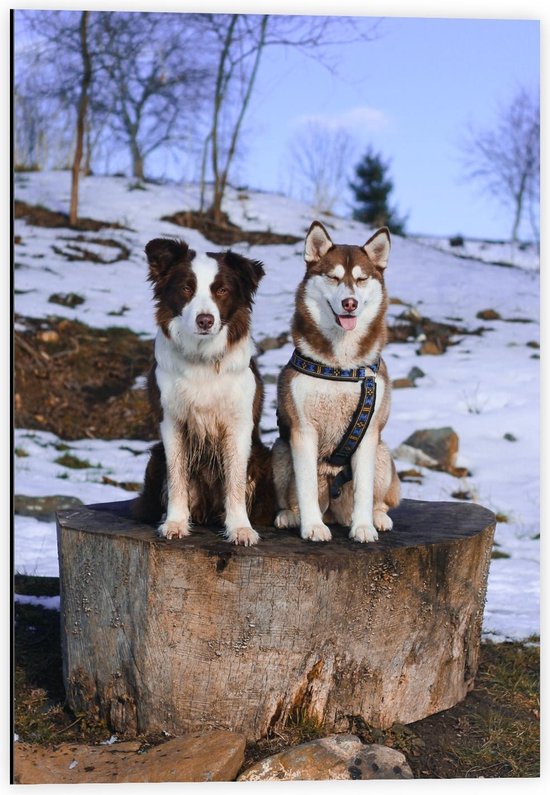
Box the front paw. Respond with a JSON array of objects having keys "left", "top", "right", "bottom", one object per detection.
[
  {"left": 374, "top": 510, "right": 393, "bottom": 532},
  {"left": 158, "top": 519, "right": 191, "bottom": 539},
  {"left": 274, "top": 509, "right": 300, "bottom": 529},
  {"left": 349, "top": 523, "right": 378, "bottom": 543},
  {"left": 225, "top": 526, "right": 260, "bottom": 546},
  {"left": 301, "top": 523, "right": 332, "bottom": 542}
]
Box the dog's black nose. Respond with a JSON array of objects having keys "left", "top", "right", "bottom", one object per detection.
[
  {"left": 196, "top": 313, "right": 215, "bottom": 331},
  {"left": 341, "top": 297, "right": 358, "bottom": 313}
]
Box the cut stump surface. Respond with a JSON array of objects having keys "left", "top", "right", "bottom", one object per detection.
[{"left": 57, "top": 498, "right": 495, "bottom": 739}]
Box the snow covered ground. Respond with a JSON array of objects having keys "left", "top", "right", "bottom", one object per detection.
[
  {"left": 412, "top": 234, "right": 540, "bottom": 272},
  {"left": 14, "top": 171, "right": 540, "bottom": 642}
]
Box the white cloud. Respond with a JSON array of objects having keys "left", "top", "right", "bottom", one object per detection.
[{"left": 292, "top": 106, "right": 390, "bottom": 133}]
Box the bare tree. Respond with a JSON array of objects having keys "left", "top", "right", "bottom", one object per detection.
[
  {"left": 287, "top": 122, "right": 357, "bottom": 213},
  {"left": 199, "top": 14, "right": 380, "bottom": 223},
  {"left": 15, "top": 10, "right": 106, "bottom": 221},
  {"left": 14, "top": 12, "right": 83, "bottom": 171},
  {"left": 198, "top": 14, "right": 268, "bottom": 220},
  {"left": 69, "top": 10, "right": 92, "bottom": 225},
  {"left": 96, "top": 12, "right": 210, "bottom": 182},
  {"left": 14, "top": 11, "right": 211, "bottom": 190},
  {"left": 459, "top": 87, "right": 540, "bottom": 243},
  {"left": 13, "top": 85, "right": 47, "bottom": 171}
]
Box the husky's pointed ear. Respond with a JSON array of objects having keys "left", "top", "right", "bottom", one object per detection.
[
  {"left": 145, "top": 238, "right": 190, "bottom": 282},
  {"left": 304, "top": 221, "right": 333, "bottom": 265},
  {"left": 363, "top": 227, "right": 391, "bottom": 270}
]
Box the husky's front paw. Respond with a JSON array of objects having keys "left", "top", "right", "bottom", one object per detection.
[
  {"left": 158, "top": 520, "right": 191, "bottom": 539},
  {"left": 225, "top": 526, "right": 260, "bottom": 546},
  {"left": 350, "top": 523, "right": 378, "bottom": 543},
  {"left": 274, "top": 509, "right": 300, "bottom": 529},
  {"left": 374, "top": 510, "right": 393, "bottom": 532},
  {"left": 301, "top": 523, "right": 332, "bottom": 542}
]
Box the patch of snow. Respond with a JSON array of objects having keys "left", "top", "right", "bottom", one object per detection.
[
  {"left": 101, "top": 735, "right": 119, "bottom": 745},
  {"left": 14, "top": 594, "right": 60, "bottom": 610},
  {"left": 412, "top": 234, "right": 540, "bottom": 271}
]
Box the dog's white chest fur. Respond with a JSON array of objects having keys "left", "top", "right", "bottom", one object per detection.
[
  {"left": 290, "top": 372, "right": 385, "bottom": 457},
  {"left": 154, "top": 329, "right": 256, "bottom": 429}
]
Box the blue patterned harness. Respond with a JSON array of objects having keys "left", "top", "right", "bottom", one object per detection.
[{"left": 288, "top": 349, "right": 379, "bottom": 498}]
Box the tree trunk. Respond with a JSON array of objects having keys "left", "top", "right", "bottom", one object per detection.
[
  {"left": 130, "top": 139, "right": 144, "bottom": 181},
  {"left": 208, "top": 15, "right": 237, "bottom": 225},
  {"left": 57, "top": 498, "right": 495, "bottom": 740},
  {"left": 207, "top": 15, "right": 269, "bottom": 225},
  {"left": 83, "top": 119, "right": 93, "bottom": 176},
  {"left": 511, "top": 193, "right": 523, "bottom": 244},
  {"left": 69, "top": 11, "right": 92, "bottom": 226}
]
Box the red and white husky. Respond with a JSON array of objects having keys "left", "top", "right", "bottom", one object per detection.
[
  {"left": 133, "top": 237, "right": 273, "bottom": 546},
  {"left": 272, "top": 221, "right": 400, "bottom": 543}
]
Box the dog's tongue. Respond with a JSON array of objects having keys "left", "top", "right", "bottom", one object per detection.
[{"left": 338, "top": 315, "right": 357, "bottom": 331}]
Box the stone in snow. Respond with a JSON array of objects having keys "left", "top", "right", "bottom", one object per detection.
[{"left": 394, "top": 427, "right": 459, "bottom": 472}]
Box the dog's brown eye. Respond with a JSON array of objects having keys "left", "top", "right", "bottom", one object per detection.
[
  {"left": 216, "top": 286, "right": 228, "bottom": 297},
  {"left": 327, "top": 275, "right": 339, "bottom": 283},
  {"left": 183, "top": 286, "right": 193, "bottom": 296},
  {"left": 356, "top": 277, "right": 369, "bottom": 285}
]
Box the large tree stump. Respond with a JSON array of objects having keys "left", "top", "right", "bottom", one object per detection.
[{"left": 56, "top": 499, "right": 495, "bottom": 739}]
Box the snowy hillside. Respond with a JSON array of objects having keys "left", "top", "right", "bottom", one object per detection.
[
  {"left": 412, "top": 234, "right": 540, "bottom": 272},
  {"left": 14, "top": 171, "right": 540, "bottom": 643}
]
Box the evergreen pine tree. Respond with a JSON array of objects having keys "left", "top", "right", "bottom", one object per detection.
[{"left": 349, "top": 147, "right": 407, "bottom": 235}]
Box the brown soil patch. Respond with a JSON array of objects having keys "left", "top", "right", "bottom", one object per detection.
[
  {"left": 15, "top": 200, "right": 129, "bottom": 233},
  {"left": 161, "top": 208, "right": 302, "bottom": 247},
  {"left": 52, "top": 235, "right": 130, "bottom": 263},
  {"left": 14, "top": 316, "right": 156, "bottom": 441}
]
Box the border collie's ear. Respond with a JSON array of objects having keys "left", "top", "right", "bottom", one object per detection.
[
  {"left": 304, "top": 221, "right": 333, "bottom": 266},
  {"left": 145, "top": 238, "right": 189, "bottom": 281},
  {"left": 224, "top": 251, "right": 265, "bottom": 296},
  {"left": 363, "top": 227, "right": 391, "bottom": 270}
]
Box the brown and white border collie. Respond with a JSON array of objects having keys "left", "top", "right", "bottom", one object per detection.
[
  {"left": 132, "top": 237, "right": 273, "bottom": 545},
  {"left": 272, "top": 221, "right": 400, "bottom": 543}
]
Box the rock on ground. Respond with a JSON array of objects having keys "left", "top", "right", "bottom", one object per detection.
[
  {"left": 14, "top": 494, "right": 84, "bottom": 523},
  {"left": 392, "top": 377, "right": 416, "bottom": 389},
  {"left": 238, "top": 735, "right": 413, "bottom": 781},
  {"left": 394, "top": 426, "right": 459, "bottom": 472},
  {"left": 14, "top": 731, "right": 246, "bottom": 784},
  {"left": 476, "top": 308, "right": 501, "bottom": 320}
]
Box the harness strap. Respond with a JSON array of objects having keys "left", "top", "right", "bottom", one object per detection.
[
  {"left": 329, "top": 463, "right": 353, "bottom": 500},
  {"left": 288, "top": 349, "right": 379, "bottom": 499},
  {"left": 289, "top": 349, "right": 378, "bottom": 381},
  {"left": 327, "top": 375, "right": 377, "bottom": 498}
]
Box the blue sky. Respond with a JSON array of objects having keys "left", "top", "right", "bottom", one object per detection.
[{"left": 239, "top": 15, "right": 540, "bottom": 239}]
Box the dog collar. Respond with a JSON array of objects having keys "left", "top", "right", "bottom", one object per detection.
[{"left": 289, "top": 349, "right": 379, "bottom": 381}]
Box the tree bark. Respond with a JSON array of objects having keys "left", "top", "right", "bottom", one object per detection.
[
  {"left": 69, "top": 11, "right": 92, "bottom": 226},
  {"left": 57, "top": 498, "right": 495, "bottom": 740},
  {"left": 130, "top": 140, "right": 144, "bottom": 181}
]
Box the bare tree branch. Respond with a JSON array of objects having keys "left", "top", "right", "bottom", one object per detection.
[
  {"left": 287, "top": 122, "right": 357, "bottom": 213},
  {"left": 459, "top": 87, "right": 539, "bottom": 243}
]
